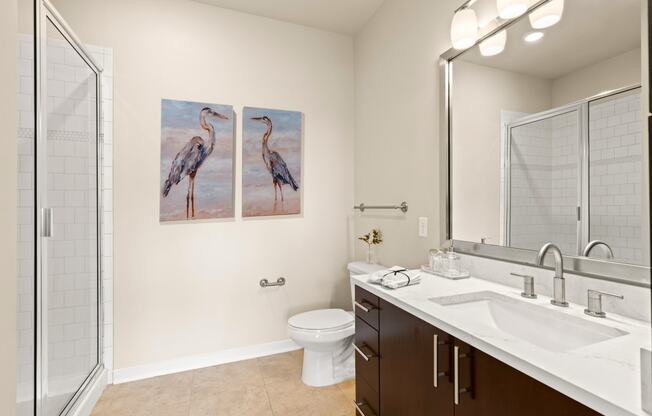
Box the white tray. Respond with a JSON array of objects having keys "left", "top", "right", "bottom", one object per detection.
[{"left": 420, "top": 265, "right": 470, "bottom": 280}]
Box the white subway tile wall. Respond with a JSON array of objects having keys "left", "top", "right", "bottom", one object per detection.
[
  {"left": 588, "top": 89, "right": 645, "bottom": 265},
  {"left": 15, "top": 34, "right": 113, "bottom": 413}
]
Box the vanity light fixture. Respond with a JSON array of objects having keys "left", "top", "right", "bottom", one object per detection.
[
  {"left": 479, "top": 30, "right": 507, "bottom": 56},
  {"left": 529, "top": 0, "right": 564, "bottom": 29},
  {"left": 524, "top": 31, "right": 544, "bottom": 42},
  {"left": 497, "top": 0, "right": 528, "bottom": 19},
  {"left": 451, "top": 7, "right": 478, "bottom": 50}
]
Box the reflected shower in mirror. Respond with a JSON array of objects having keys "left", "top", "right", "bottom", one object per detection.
[{"left": 450, "top": 0, "right": 649, "bottom": 267}]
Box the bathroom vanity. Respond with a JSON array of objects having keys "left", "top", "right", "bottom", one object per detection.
[{"left": 352, "top": 274, "right": 651, "bottom": 416}]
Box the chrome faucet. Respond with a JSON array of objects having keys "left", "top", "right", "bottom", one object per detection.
[
  {"left": 535, "top": 243, "right": 568, "bottom": 307},
  {"left": 582, "top": 240, "right": 614, "bottom": 259}
]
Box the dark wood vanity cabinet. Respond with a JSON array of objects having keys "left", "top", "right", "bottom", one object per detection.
[
  {"left": 452, "top": 338, "right": 600, "bottom": 416},
  {"left": 378, "top": 299, "right": 454, "bottom": 416},
  {"left": 353, "top": 286, "right": 601, "bottom": 416}
]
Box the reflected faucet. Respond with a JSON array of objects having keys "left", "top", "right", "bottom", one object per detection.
[
  {"left": 582, "top": 240, "right": 614, "bottom": 259},
  {"left": 535, "top": 243, "right": 568, "bottom": 307}
]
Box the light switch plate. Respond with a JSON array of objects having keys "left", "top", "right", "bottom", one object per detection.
[{"left": 418, "top": 217, "right": 428, "bottom": 237}]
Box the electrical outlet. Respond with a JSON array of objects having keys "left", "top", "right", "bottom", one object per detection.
[{"left": 418, "top": 217, "right": 428, "bottom": 237}]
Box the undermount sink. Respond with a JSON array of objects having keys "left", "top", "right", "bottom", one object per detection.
[{"left": 430, "top": 291, "right": 628, "bottom": 353}]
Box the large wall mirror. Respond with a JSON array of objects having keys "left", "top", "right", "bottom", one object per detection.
[{"left": 441, "top": 0, "right": 650, "bottom": 286}]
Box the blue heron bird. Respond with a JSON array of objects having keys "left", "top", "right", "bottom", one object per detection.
[
  {"left": 251, "top": 116, "right": 299, "bottom": 202},
  {"left": 162, "top": 107, "right": 229, "bottom": 219}
]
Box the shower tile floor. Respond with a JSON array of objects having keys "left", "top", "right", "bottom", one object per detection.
[{"left": 91, "top": 349, "right": 356, "bottom": 415}]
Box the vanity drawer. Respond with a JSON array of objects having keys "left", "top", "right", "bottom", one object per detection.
[
  {"left": 355, "top": 373, "right": 380, "bottom": 416},
  {"left": 355, "top": 316, "right": 379, "bottom": 392},
  {"left": 355, "top": 286, "right": 379, "bottom": 329}
]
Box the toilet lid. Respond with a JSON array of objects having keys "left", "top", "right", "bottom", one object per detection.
[{"left": 288, "top": 309, "right": 354, "bottom": 331}]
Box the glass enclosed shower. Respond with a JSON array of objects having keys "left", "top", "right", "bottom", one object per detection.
[
  {"left": 504, "top": 87, "right": 647, "bottom": 266},
  {"left": 17, "top": 1, "right": 105, "bottom": 415}
]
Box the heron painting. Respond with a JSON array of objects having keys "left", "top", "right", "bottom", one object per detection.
[
  {"left": 159, "top": 99, "right": 235, "bottom": 221},
  {"left": 242, "top": 107, "right": 302, "bottom": 217}
]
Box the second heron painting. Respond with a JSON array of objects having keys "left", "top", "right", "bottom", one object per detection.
[{"left": 242, "top": 107, "right": 303, "bottom": 217}]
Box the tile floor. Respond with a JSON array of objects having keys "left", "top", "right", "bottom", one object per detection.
[{"left": 91, "top": 349, "right": 356, "bottom": 415}]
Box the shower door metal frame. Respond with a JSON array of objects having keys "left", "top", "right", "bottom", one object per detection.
[
  {"left": 502, "top": 85, "right": 641, "bottom": 257},
  {"left": 34, "top": 0, "right": 104, "bottom": 415},
  {"left": 502, "top": 104, "right": 586, "bottom": 255}
]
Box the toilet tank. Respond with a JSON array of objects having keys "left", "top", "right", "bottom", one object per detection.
[{"left": 347, "top": 262, "right": 385, "bottom": 310}]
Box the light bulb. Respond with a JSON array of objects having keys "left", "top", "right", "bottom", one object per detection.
[
  {"left": 529, "top": 0, "right": 564, "bottom": 29},
  {"left": 450, "top": 8, "right": 479, "bottom": 50},
  {"left": 479, "top": 30, "right": 506, "bottom": 56}
]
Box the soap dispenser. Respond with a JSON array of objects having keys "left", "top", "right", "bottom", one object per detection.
[{"left": 445, "top": 245, "right": 461, "bottom": 276}]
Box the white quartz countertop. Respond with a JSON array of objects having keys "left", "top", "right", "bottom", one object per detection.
[{"left": 353, "top": 272, "right": 651, "bottom": 416}]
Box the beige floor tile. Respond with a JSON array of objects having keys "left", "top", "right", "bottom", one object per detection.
[
  {"left": 151, "top": 399, "right": 191, "bottom": 416},
  {"left": 337, "top": 379, "right": 356, "bottom": 402},
  {"left": 102, "top": 377, "right": 160, "bottom": 401},
  {"left": 154, "top": 384, "right": 193, "bottom": 407},
  {"left": 189, "top": 385, "right": 273, "bottom": 416},
  {"left": 193, "top": 358, "right": 264, "bottom": 389},
  {"left": 90, "top": 396, "right": 113, "bottom": 415},
  {"left": 92, "top": 352, "right": 357, "bottom": 416},
  {"left": 104, "top": 393, "right": 155, "bottom": 416},
  {"left": 258, "top": 352, "right": 302, "bottom": 386},
  {"left": 266, "top": 379, "right": 354, "bottom": 416}
]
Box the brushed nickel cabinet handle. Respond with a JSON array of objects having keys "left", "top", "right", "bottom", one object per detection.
[
  {"left": 353, "top": 343, "right": 375, "bottom": 361},
  {"left": 354, "top": 300, "right": 375, "bottom": 313},
  {"left": 354, "top": 401, "right": 377, "bottom": 416},
  {"left": 434, "top": 334, "right": 438, "bottom": 387},
  {"left": 433, "top": 334, "right": 448, "bottom": 387},
  {"left": 454, "top": 345, "right": 469, "bottom": 405}
]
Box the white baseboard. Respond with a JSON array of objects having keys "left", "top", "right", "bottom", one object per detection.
[{"left": 112, "top": 339, "right": 301, "bottom": 385}]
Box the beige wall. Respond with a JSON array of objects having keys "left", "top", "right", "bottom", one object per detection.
[
  {"left": 451, "top": 61, "right": 552, "bottom": 244},
  {"left": 52, "top": 0, "right": 355, "bottom": 371},
  {"left": 552, "top": 48, "right": 642, "bottom": 107},
  {"left": 353, "top": 0, "right": 458, "bottom": 267},
  {"left": 1, "top": 0, "right": 18, "bottom": 414}
]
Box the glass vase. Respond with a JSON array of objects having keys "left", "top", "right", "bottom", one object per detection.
[{"left": 366, "top": 244, "right": 377, "bottom": 264}]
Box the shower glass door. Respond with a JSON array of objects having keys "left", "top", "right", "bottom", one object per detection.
[
  {"left": 37, "top": 2, "right": 102, "bottom": 415},
  {"left": 506, "top": 108, "right": 582, "bottom": 255}
]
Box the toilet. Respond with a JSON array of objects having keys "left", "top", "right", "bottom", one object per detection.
[{"left": 287, "top": 262, "right": 385, "bottom": 387}]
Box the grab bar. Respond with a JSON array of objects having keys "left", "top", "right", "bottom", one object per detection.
[
  {"left": 354, "top": 201, "right": 408, "bottom": 213},
  {"left": 260, "top": 277, "right": 286, "bottom": 288}
]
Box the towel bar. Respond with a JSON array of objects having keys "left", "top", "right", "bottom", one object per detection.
[{"left": 354, "top": 201, "right": 408, "bottom": 213}]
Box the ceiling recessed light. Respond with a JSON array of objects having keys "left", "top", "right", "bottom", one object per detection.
[{"left": 524, "top": 31, "right": 544, "bottom": 43}]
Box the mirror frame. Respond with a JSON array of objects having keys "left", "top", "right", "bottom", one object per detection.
[{"left": 438, "top": 0, "right": 651, "bottom": 288}]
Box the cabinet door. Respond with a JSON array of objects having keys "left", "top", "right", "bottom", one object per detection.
[
  {"left": 452, "top": 339, "right": 600, "bottom": 416},
  {"left": 379, "top": 300, "right": 455, "bottom": 416}
]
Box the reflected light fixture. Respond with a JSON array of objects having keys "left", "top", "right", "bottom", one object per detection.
[
  {"left": 450, "top": 8, "right": 478, "bottom": 50},
  {"left": 529, "top": 0, "right": 564, "bottom": 29},
  {"left": 497, "top": 0, "right": 528, "bottom": 19},
  {"left": 524, "top": 31, "right": 544, "bottom": 42},
  {"left": 479, "top": 30, "right": 507, "bottom": 56}
]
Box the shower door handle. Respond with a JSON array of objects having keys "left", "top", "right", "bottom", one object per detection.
[{"left": 41, "top": 207, "right": 53, "bottom": 238}]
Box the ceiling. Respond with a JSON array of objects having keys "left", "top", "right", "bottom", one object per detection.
[
  {"left": 458, "top": 0, "right": 641, "bottom": 80},
  {"left": 193, "top": 0, "right": 385, "bottom": 35}
]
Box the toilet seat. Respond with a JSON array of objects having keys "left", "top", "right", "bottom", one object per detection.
[{"left": 288, "top": 308, "right": 354, "bottom": 332}]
